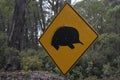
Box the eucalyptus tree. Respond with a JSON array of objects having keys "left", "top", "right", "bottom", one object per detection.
[{"left": 74, "top": 0, "right": 107, "bottom": 34}]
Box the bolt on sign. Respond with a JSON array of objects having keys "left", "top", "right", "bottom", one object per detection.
[{"left": 39, "top": 3, "right": 98, "bottom": 75}]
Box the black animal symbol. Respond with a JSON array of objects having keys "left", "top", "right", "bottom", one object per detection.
[{"left": 51, "top": 26, "right": 84, "bottom": 50}]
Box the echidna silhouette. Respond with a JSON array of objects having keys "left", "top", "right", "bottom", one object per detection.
[{"left": 51, "top": 26, "right": 84, "bottom": 50}]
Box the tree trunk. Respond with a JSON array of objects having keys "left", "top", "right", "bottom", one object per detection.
[{"left": 8, "top": 0, "right": 27, "bottom": 51}]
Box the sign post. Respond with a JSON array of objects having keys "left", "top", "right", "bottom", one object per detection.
[{"left": 39, "top": 3, "right": 98, "bottom": 75}]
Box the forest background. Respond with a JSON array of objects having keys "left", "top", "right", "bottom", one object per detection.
[{"left": 0, "top": 0, "right": 120, "bottom": 80}]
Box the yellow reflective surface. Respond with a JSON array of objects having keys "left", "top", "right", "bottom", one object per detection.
[{"left": 39, "top": 3, "right": 98, "bottom": 75}]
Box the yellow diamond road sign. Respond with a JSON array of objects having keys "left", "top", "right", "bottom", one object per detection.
[{"left": 39, "top": 3, "right": 98, "bottom": 74}]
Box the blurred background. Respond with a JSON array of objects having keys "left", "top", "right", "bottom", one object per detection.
[{"left": 0, "top": 0, "right": 120, "bottom": 80}]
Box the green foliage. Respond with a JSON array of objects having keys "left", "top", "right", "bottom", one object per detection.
[
  {"left": 84, "top": 76, "right": 101, "bottom": 80},
  {"left": 0, "top": 0, "right": 14, "bottom": 17},
  {"left": 20, "top": 49, "right": 60, "bottom": 73},
  {"left": 20, "top": 49, "right": 42, "bottom": 71},
  {"left": 40, "top": 50, "right": 57, "bottom": 73},
  {"left": 0, "top": 32, "right": 7, "bottom": 68},
  {"left": 107, "top": 5, "right": 120, "bottom": 17},
  {"left": 4, "top": 47, "right": 22, "bottom": 71},
  {"left": 20, "top": 49, "right": 39, "bottom": 57},
  {"left": 0, "top": 32, "right": 7, "bottom": 49},
  {"left": 22, "top": 56, "right": 42, "bottom": 71},
  {"left": 74, "top": 0, "right": 106, "bottom": 33},
  {"left": 53, "top": 67, "right": 61, "bottom": 74},
  {"left": 0, "top": 0, "right": 14, "bottom": 32},
  {"left": 106, "top": 5, "right": 120, "bottom": 33},
  {"left": 102, "top": 63, "right": 112, "bottom": 76}
]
